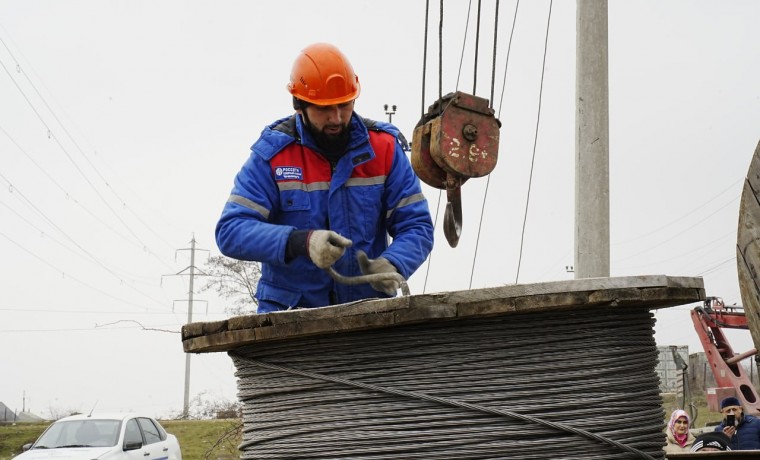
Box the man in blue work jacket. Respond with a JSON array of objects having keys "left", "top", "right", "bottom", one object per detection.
[
  {"left": 216, "top": 43, "right": 434, "bottom": 313},
  {"left": 713, "top": 396, "right": 760, "bottom": 450}
]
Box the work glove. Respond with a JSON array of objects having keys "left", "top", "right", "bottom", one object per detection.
[
  {"left": 356, "top": 250, "right": 401, "bottom": 296},
  {"left": 307, "top": 230, "right": 352, "bottom": 268}
]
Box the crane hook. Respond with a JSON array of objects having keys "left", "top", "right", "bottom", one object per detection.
[{"left": 411, "top": 91, "right": 501, "bottom": 248}]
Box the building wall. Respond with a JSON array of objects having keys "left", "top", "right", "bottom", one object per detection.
[
  {"left": 656, "top": 345, "right": 689, "bottom": 393},
  {"left": 689, "top": 352, "right": 717, "bottom": 392},
  {"left": 0, "top": 403, "right": 17, "bottom": 422}
]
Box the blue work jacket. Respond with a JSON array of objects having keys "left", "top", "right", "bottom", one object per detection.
[
  {"left": 216, "top": 112, "right": 434, "bottom": 312},
  {"left": 714, "top": 414, "right": 760, "bottom": 450}
]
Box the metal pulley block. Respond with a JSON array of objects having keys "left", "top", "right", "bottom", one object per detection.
[{"left": 411, "top": 91, "right": 501, "bottom": 247}]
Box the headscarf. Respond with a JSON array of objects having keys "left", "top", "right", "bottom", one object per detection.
[{"left": 668, "top": 409, "right": 691, "bottom": 448}]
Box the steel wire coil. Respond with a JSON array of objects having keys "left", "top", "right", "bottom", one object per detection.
[{"left": 230, "top": 307, "right": 667, "bottom": 459}]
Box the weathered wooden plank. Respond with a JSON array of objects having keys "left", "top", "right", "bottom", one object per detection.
[
  {"left": 183, "top": 329, "right": 258, "bottom": 354},
  {"left": 587, "top": 287, "right": 644, "bottom": 304},
  {"left": 512, "top": 291, "right": 591, "bottom": 312},
  {"left": 221, "top": 296, "right": 410, "bottom": 334},
  {"left": 394, "top": 302, "right": 457, "bottom": 323},
  {"left": 430, "top": 274, "right": 681, "bottom": 305},
  {"left": 456, "top": 297, "right": 517, "bottom": 316},
  {"left": 181, "top": 275, "right": 705, "bottom": 353},
  {"left": 738, "top": 140, "right": 760, "bottom": 352},
  {"left": 181, "top": 319, "right": 229, "bottom": 338},
  {"left": 639, "top": 287, "right": 703, "bottom": 306},
  {"left": 255, "top": 310, "right": 397, "bottom": 341}
]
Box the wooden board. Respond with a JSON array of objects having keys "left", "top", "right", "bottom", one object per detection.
[
  {"left": 737, "top": 139, "right": 760, "bottom": 352},
  {"left": 182, "top": 274, "right": 704, "bottom": 353}
]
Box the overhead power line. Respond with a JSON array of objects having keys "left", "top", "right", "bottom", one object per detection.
[
  {"left": 0, "top": 29, "right": 179, "bottom": 253},
  {"left": 470, "top": 0, "right": 519, "bottom": 289},
  {"left": 0, "top": 124, "right": 166, "bottom": 263},
  {"left": 614, "top": 178, "right": 743, "bottom": 246},
  {"left": 0, "top": 34, "right": 177, "bottom": 267},
  {"left": 0, "top": 226, "right": 171, "bottom": 313},
  {"left": 0, "top": 322, "right": 182, "bottom": 333},
  {"left": 614, "top": 194, "right": 739, "bottom": 263},
  {"left": 515, "top": 0, "right": 553, "bottom": 284},
  {"left": 694, "top": 256, "right": 736, "bottom": 277},
  {"left": 0, "top": 306, "right": 220, "bottom": 314}
]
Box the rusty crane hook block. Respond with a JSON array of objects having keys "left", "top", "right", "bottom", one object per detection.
[{"left": 411, "top": 91, "right": 501, "bottom": 247}]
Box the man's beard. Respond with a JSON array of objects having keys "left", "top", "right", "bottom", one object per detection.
[{"left": 303, "top": 116, "right": 351, "bottom": 160}]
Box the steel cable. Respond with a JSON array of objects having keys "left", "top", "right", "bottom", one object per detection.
[
  {"left": 230, "top": 308, "right": 666, "bottom": 459},
  {"left": 325, "top": 267, "right": 410, "bottom": 296}
]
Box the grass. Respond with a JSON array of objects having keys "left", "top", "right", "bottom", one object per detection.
[
  {"left": 0, "top": 423, "right": 45, "bottom": 460},
  {"left": 0, "top": 419, "right": 242, "bottom": 460},
  {"left": 162, "top": 419, "right": 241, "bottom": 459}
]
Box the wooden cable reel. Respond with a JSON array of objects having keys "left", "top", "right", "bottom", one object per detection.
[
  {"left": 411, "top": 91, "right": 501, "bottom": 247},
  {"left": 737, "top": 139, "right": 760, "bottom": 353}
]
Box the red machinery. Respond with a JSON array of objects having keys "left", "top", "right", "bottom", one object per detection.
[{"left": 691, "top": 296, "right": 760, "bottom": 415}]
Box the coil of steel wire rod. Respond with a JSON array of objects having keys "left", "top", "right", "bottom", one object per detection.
[{"left": 229, "top": 307, "right": 667, "bottom": 459}]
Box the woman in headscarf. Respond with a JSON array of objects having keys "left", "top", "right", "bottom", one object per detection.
[{"left": 665, "top": 409, "right": 696, "bottom": 452}]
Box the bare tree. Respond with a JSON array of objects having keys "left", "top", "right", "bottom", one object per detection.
[
  {"left": 180, "top": 391, "right": 242, "bottom": 420},
  {"left": 200, "top": 255, "right": 260, "bottom": 316},
  {"left": 46, "top": 404, "right": 81, "bottom": 420}
]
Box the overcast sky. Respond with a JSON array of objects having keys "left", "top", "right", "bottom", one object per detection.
[{"left": 1, "top": 0, "right": 758, "bottom": 419}]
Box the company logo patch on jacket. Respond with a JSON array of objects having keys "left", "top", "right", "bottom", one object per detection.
[{"left": 274, "top": 166, "right": 303, "bottom": 181}]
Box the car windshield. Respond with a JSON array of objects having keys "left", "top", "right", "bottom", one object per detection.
[{"left": 34, "top": 419, "right": 121, "bottom": 448}]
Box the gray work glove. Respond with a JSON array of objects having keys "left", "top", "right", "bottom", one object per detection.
[
  {"left": 307, "top": 230, "right": 352, "bottom": 268},
  {"left": 356, "top": 250, "right": 401, "bottom": 296}
]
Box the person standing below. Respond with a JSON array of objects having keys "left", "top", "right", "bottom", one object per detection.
[
  {"left": 690, "top": 432, "right": 732, "bottom": 452},
  {"left": 713, "top": 396, "right": 760, "bottom": 450},
  {"left": 216, "top": 43, "right": 434, "bottom": 313},
  {"left": 665, "top": 409, "right": 694, "bottom": 453},
  {"left": 664, "top": 409, "right": 696, "bottom": 453}
]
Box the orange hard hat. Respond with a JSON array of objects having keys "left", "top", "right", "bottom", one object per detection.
[{"left": 287, "top": 43, "right": 360, "bottom": 106}]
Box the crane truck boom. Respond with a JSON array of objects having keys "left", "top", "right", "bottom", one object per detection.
[{"left": 691, "top": 296, "right": 760, "bottom": 415}]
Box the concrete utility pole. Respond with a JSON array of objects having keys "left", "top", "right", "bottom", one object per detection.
[
  {"left": 575, "top": 0, "right": 610, "bottom": 279},
  {"left": 165, "top": 236, "right": 208, "bottom": 418},
  {"left": 183, "top": 237, "right": 197, "bottom": 418}
]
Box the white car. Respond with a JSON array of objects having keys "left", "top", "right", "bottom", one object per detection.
[{"left": 14, "top": 413, "right": 182, "bottom": 460}]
